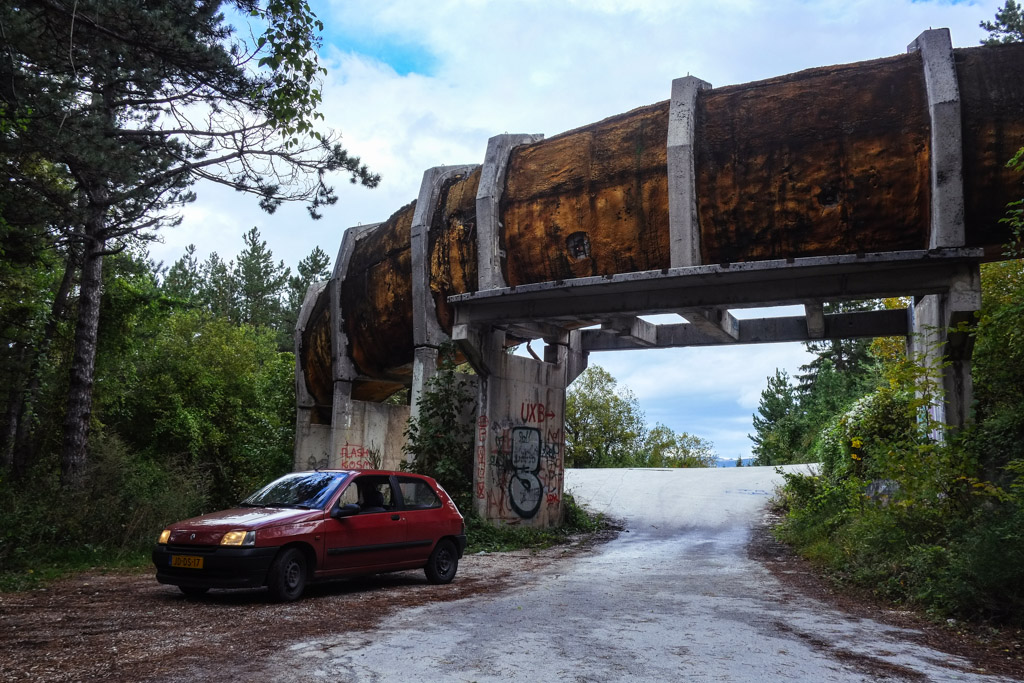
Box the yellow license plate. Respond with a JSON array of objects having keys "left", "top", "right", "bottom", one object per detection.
[{"left": 170, "top": 555, "right": 204, "bottom": 569}]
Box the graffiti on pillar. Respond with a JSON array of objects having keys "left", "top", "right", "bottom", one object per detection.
[
  {"left": 485, "top": 402, "right": 565, "bottom": 520},
  {"left": 306, "top": 455, "right": 328, "bottom": 470},
  {"left": 475, "top": 415, "right": 489, "bottom": 500},
  {"left": 508, "top": 427, "right": 543, "bottom": 517}
]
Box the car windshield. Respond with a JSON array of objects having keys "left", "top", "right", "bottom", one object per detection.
[{"left": 240, "top": 472, "right": 348, "bottom": 510}]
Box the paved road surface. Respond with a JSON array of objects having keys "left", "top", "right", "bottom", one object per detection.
[{"left": 266, "top": 466, "right": 1016, "bottom": 682}]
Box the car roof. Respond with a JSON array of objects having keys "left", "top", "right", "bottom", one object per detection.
[{"left": 294, "top": 469, "right": 434, "bottom": 480}]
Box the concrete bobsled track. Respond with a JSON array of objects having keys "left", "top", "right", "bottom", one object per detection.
[
  {"left": 294, "top": 30, "right": 1024, "bottom": 526},
  {"left": 259, "top": 467, "right": 1020, "bottom": 683}
]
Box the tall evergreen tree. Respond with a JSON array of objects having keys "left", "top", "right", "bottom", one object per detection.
[
  {"left": 235, "top": 227, "right": 288, "bottom": 329},
  {"left": 981, "top": 1, "right": 1024, "bottom": 43},
  {"left": 200, "top": 252, "right": 239, "bottom": 321},
  {"left": 162, "top": 244, "right": 203, "bottom": 304}
]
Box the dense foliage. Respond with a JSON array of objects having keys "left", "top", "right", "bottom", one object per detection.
[
  {"left": 565, "top": 366, "right": 718, "bottom": 468},
  {"left": 402, "top": 345, "right": 476, "bottom": 511},
  {"left": 750, "top": 301, "right": 884, "bottom": 466},
  {"left": 0, "top": 235, "right": 317, "bottom": 586}
]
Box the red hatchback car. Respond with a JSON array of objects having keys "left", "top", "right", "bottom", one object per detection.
[{"left": 152, "top": 470, "right": 467, "bottom": 601}]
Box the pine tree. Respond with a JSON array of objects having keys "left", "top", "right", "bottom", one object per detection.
[
  {"left": 981, "top": 1, "right": 1024, "bottom": 43},
  {"left": 163, "top": 245, "right": 203, "bottom": 304},
  {"left": 235, "top": 228, "right": 289, "bottom": 329}
]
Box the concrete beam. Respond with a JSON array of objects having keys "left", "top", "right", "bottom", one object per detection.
[
  {"left": 476, "top": 133, "right": 544, "bottom": 291},
  {"left": 581, "top": 308, "right": 909, "bottom": 351},
  {"left": 679, "top": 307, "right": 739, "bottom": 342},
  {"left": 451, "top": 249, "right": 983, "bottom": 326},
  {"left": 411, "top": 165, "right": 479, "bottom": 347},
  {"left": 908, "top": 29, "right": 965, "bottom": 249},
  {"left": 668, "top": 76, "right": 711, "bottom": 267},
  {"left": 804, "top": 303, "right": 825, "bottom": 339},
  {"left": 503, "top": 321, "right": 572, "bottom": 344},
  {"left": 599, "top": 316, "right": 658, "bottom": 347},
  {"left": 452, "top": 323, "right": 506, "bottom": 378}
]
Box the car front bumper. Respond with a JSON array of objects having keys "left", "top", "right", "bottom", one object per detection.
[{"left": 152, "top": 544, "right": 280, "bottom": 589}]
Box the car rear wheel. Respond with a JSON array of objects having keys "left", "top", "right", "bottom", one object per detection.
[
  {"left": 179, "top": 585, "right": 209, "bottom": 598},
  {"left": 424, "top": 539, "right": 458, "bottom": 584},
  {"left": 267, "top": 548, "right": 307, "bottom": 601}
]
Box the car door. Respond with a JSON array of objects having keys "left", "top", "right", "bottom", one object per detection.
[
  {"left": 394, "top": 475, "right": 446, "bottom": 564},
  {"left": 323, "top": 475, "right": 407, "bottom": 571}
]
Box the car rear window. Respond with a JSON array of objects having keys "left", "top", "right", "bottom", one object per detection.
[{"left": 397, "top": 477, "right": 441, "bottom": 510}]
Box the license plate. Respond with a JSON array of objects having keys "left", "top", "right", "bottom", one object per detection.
[{"left": 170, "top": 555, "right": 204, "bottom": 569}]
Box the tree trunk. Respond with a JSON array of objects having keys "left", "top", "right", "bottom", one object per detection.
[
  {"left": 60, "top": 223, "right": 105, "bottom": 490},
  {"left": 10, "top": 254, "right": 77, "bottom": 479},
  {"left": 1, "top": 346, "right": 30, "bottom": 469}
]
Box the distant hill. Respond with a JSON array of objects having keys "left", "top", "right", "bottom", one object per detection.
[{"left": 716, "top": 458, "right": 745, "bottom": 467}]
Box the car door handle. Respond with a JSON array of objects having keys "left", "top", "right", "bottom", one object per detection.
[{"left": 391, "top": 514, "right": 401, "bottom": 521}]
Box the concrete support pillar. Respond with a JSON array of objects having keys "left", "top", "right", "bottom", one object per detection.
[
  {"left": 294, "top": 280, "right": 331, "bottom": 469},
  {"left": 908, "top": 28, "right": 965, "bottom": 249},
  {"left": 907, "top": 264, "right": 981, "bottom": 433},
  {"left": 409, "top": 346, "right": 439, "bottom": 435},
  {"left": 472, "top": 343, "right": 570, "bottom": 527},
  {"left": 668, "top": 76, "right": 711, "bottom": 267},
  {"left": 409, "top": 165, "right": 478, "bottom": 434},
  {"left": 476, "top": 133, "right": 543, "bottom": 290}
]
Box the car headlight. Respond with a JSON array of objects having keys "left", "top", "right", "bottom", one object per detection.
[
  {"left": 220, "top": 530, "right": 255, "bottom": 546},
  {"left": 158, "top": 529, "right": 171, "bottom": 544}
]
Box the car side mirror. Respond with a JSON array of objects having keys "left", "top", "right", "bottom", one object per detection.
[{"left": 332, "top": 503, "right": 360, "bottom": 519}]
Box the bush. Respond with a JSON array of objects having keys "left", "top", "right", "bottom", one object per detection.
[
  {"left": 465, "top": 493, "right": 605, "bottom": 553},
  {"left": 0, "top": 432, "right": 209, "bottom": 588}
]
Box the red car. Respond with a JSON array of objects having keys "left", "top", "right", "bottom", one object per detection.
[{"left": 152, "top": 470, "right": 467, "bottom": 601}]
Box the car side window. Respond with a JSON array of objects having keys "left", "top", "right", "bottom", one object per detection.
[
  {"left": 397, "top": 477, "right": 441, "bottom": 510},
  {"left": 337, "top": 476, "right": 394, "bottom": 514}
]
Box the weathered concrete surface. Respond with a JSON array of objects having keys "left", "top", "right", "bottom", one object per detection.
[{"left": 263, "top": 467, "right": 1016, "bottom": 682}]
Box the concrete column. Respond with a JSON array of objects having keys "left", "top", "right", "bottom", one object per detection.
[
  {"left": 908, "top": 28, "right": 965, "bottom": 249},
  {"left": 474, "top": 346, "right": 568, "bottom": 527},
  {"left": 409, "top": 346, "right": 439, "bottom": 433},
  {"left": 908, "top": 264, "right": 981, "bottom": 433},
  {"left": 294, "top": 280, "right": 330, "bottom": 469},
  {"left": 476, "top": 133, "right": 544, "bottom": 290},
  {"left": 409, "top": 165, "right": 478, "bottom": 433},
  {"left": 668, "top": 76, "right": 711, "bottom": 267}
]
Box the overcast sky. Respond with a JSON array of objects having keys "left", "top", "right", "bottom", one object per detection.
[{"left": 148, "top": 0, "right": 1004, "bottom": 461}]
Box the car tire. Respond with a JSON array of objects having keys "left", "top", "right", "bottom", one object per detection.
[
  {"left": 267, "top": 548, "right": 307, "bottom": 602},
  {"left": 179, "top": 585, "right": 209, "bottom": 598},
  {"left": 424, "top": 539, "right": 458, "bottom": 585}
]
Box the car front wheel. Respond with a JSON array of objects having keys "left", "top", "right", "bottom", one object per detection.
[
  {"left": 267, "top": 548, "right": 307, "bottom": 601},
  {"left": 424, "top": 539, "right": 458, "bottom": 584}
]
